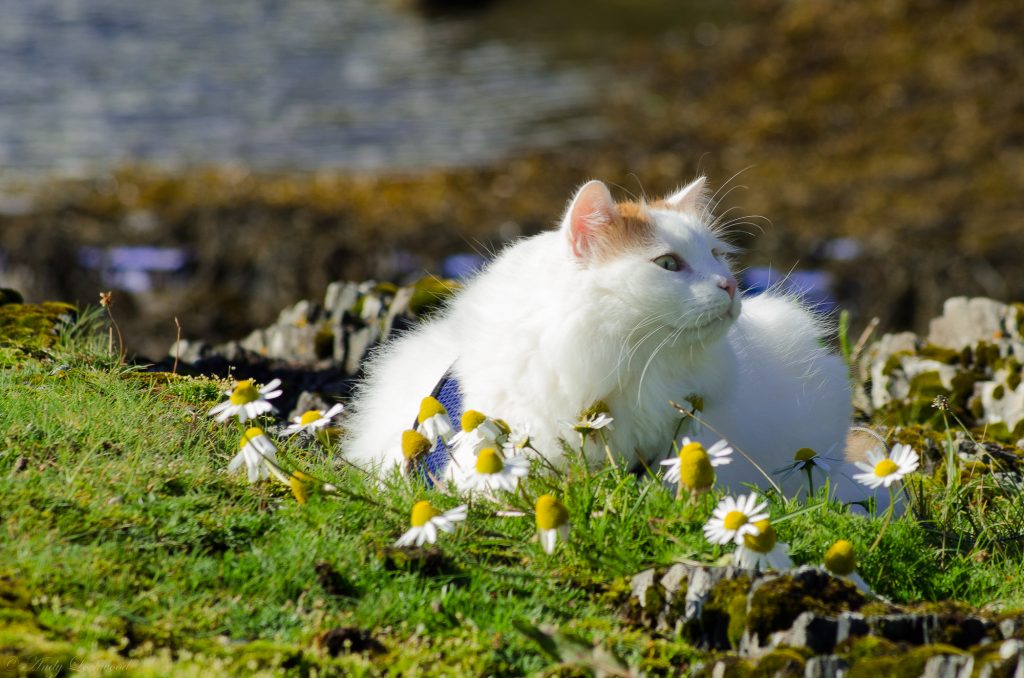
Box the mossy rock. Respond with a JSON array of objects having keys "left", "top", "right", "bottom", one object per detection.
[
  {"left": 0, "top": 300, "right": 77, "bottom": 351},
  {"left": 844, "top": 643, "right": 966, "bottom": 678},
  {"left": 746, "top": 568, "right": 865, "bottom": 642},
  {"left": 0, "top": 288, "right": 24, "bottom": 306},
  {"left": 408, "top": 276, "right": 459, "bottom": 318},
  {"left": 376, "top": 546, "right": 463, "bottom": 578},
  {"left": 683, "top": 573, "right": 751, "bottom": 650},
  {"left": 750, "top": 646, "right": 809, "bottom": 677}
]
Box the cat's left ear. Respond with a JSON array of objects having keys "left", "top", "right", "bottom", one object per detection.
[
  {"left": 663, "top": 177, "right": 707, "bottom": 212},
  {"left": 563, "top": 179, "right": 621, "bottom": 261}
]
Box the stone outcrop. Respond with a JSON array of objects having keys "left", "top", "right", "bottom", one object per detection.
[
  {"left": 624, "top": 564, "right": 1024, "bottom": 677},
  {"left": 159, "top": 277, "right": 456, "bottom": 417},
  {"left": 858, "top": 297, "right": 1024, "bottom": 447}
]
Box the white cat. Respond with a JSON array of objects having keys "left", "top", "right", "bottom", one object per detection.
[{"left": 343, "top": 177, "right": 855, "bottom": 499}]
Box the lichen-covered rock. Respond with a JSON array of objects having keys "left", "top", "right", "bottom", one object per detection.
[
  {"left": 927, "top": 298, "right": 1020, "bottom": 351},
  {"left": 168, "top": 277, "right": 457, "bottom": 376},
  {"left": 857, "top": 296, "right": 1024, "bottom": 448},
  {"left": 629, "top": 563, "right": 1023, "bottom": 677}
]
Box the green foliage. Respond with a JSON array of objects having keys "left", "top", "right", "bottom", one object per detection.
[{"left": 2, "top": 322, "right": 1023, "bottom": 675}]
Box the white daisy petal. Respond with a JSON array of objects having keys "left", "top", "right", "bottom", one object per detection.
[
  {"left": 421, "top": 521, "right": 438, "bottom": 545},
  {"left": 539, "top": 529, "right": 557, "bottom": 554}
]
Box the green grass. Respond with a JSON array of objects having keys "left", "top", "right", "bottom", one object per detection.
[{"left": 2, "top": 311, "right": 1023, "bottom": 675}]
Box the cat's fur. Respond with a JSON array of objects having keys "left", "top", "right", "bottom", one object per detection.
[{"left": 343, "top": 178, "right": 853, "bottom": 498}]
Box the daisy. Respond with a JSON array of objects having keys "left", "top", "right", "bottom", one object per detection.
[
  {"left": 417, "top": 396, "right": 454, "bottom": 443},
  {"left": 282, "top": 403, "right": 344, "bottom": 436},
  {"left": 569, "top": 401, "right": 615, "bottom": 436},
  {"left": 394, "top": 501, "right": 468, "bottom": 547},
  {"left": 703, "top": 493, "right": 770, "bottom": 545},
  {"left": 228, "top": 427, "right": 280, "bottom": 483},
  {"left": 535, "top": 494, "right": 570, "bottom": 554},
  {"left": 661, "top": 437, "right": 732, "bottom": 490},
  {"left": 401, "top": 429, "right": 433, "bottom": 462},
  {"left": 450, "top": 409, "right": 506, "bottom": 456},
  {"left": 208, "top": 378, "right": 282, "bottom": 423},
  {"left": 734, "top": 518, "right": 792, "bottom": 571},
  {"left": 823, "top": 539, "right": 871, "bottom": 593},
  {"left": 462, "top": 447, "right": 530, "bottom": 493},
  {"left": 853, "top": 443, "right": 919, "bottom": 489}
]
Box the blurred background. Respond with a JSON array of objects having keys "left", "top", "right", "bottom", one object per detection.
[{"left": 0, "top": 0, "right": 1021, "bottom": 359}]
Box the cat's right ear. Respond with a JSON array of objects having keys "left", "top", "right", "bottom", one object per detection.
[{"left": 564, "top": 180, "right": 620, "bottom": 261}]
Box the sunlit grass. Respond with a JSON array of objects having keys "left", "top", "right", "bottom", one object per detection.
[{"left": 1, "top": 316, "right": 1022, "bottom": 675}]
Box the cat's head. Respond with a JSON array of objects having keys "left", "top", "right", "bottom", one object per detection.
[{"left": 561, "top": 178, "right": 740, "bottom": 345}]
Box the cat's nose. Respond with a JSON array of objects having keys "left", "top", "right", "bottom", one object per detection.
[{"left": 718, "top": 276, "right": 737, "bottom": 300}]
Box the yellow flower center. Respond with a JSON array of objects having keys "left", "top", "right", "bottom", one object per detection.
[
  {"left": 824, "top": 539, "right": 857, "bottom": 576},
  {"left": 461, "top": 410, "right": 486, "bottom": 432},
  {"left": 580, "top": 400, "right": 611, "bottom": 420},
  {"left": 229, "top": 379, "right": 259, "bottom": 405},
  {"left": 299, "top": 410, "right": 323, "bottom": 426},
  {"left": 402, "top": 429, "right": 432, "bottom": 460},
  {"left": 535, "top": 494, "right": 569, "bottom": 530},
  {"left": 410, "top": 500, "right": 441, "bottom": 527},
  {"left": 794, "top": 447, "right": 816, "bottom": 462},
  {"left": 290, "top": 471, "right": 314, "bottom": 505},
  {"left": 723, "top": 510, "right": 748, "bottom": 531},
  {"left": 678, "top": 442, "right": 715, "bottom": 490},
  {"left": 742, "top": 519, "right": 777, "bottom": 554},
  {"left": 476, "top": 448, "right": 504, "bottom": 474},
  {"left": 239, "top": 427, "right": 264, "bottom": 449},
  {"left": 874, "top": 459, "right": 899, "bottom": 477},
  {"left": 418, "top": 396, "right": 447, "bottom": 424}
]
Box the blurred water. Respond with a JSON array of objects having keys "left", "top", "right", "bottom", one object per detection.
[{"left": 0, "top": 0, "right": 603, "bottom": 176}]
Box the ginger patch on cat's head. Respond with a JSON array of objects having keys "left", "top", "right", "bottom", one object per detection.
[{"left": 564, "top": 180, "right": 656, "bottom": 263}]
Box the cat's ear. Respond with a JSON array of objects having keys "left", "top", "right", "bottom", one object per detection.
[
  {"left": 564, "top": 180, "right": 621, "bottom": 260},
  {"left": 663, "top": 177, "right": 707, "bottom": 212}
]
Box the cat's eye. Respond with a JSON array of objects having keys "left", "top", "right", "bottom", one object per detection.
[{"left": 653, "top": 254, "right": 684, "bottom": 272}]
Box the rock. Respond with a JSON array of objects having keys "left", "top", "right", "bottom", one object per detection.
[
  {"left": 927, "top": 297, "right": 1015, "bottom": 350},
  {"left": 627, "top": 568, "right": 663, "bottom": 628},
  {"left": 743, "top": 566, "right": 865, "bottom": 651},
  {"left": 921, "top": 653, "right": 973, "bottom": 678},
  {"left": 871, "top": 613, "right": 942, "bottom": 645},
  {"left": 804, "top": 655, "right": 848, "bottom": 678},
  {"left": 770, "top": 611, "right": 869, "bottom": 655}
]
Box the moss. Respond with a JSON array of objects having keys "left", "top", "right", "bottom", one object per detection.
[
  {"left": 686, "top": 574, "right": 751, "bottom": 650},
  {"left": 0, "top": 574, "right": 33, "bottom": 612},
  {"left": 835, "top": 634, "right": 898, "bottom": 662},
  {"left": 0, "top": 288, "right": 24, "bottom": 306},
  {"left": 993, "top": 384, "right": 1006, "bottom": 400},
  {"left": 907, "top": 371, "right": 949, "bottom": 400},
  {"left": 918, "top": 344, "right": 960, "bottom": 364},
  {"left": 314, "top": 324, "right": 335, "bottom": 360},
  {"left": 975, "top": 341, "right": 1002, "bottom": 370},
  {"left": 882, "top": 352, "right": 910, "bottom": 377},
  {"left": 372, "top": 282, "right": 399, "bottom": 297},
  {"left": 376, "top": 546, "right": 463, "bottom": 578},
  {"left": 750, "top": 647, "right": 807, "bottom": 677},
  {"left": 839, "top": 637, "right": 969, "bottom": 677},
  {"left": 746, "top": 570, "right": 864, "bottom": 640},
  {"left": 1009, "top": 372, "right": 1022, "bottom": 391},
  {"left": 969, "top": 395, "right": 986, "bottom": 420},
  {"left": 408, "top": 277, "right": 459, "bottom": 318},
  {"left": 0, "top": 301, "right": 77, "bottom": 352}
]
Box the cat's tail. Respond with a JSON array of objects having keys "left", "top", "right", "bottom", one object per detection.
[{"left": 340, "top": 321, "right": 459, "bottom": 475}]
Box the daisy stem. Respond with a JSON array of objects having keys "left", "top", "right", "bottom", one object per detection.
[
  {"left": 315, "top": 428, "right": 332, "bottom": 451},
  {"left": 804, "top": 465, "right": 815, "bottom": 498},
  {"left": 597, "top": 429, "right": 617, "bottom": 471},
  {"left": 869, "top": 485, "right": 897, "bottom": 552},
  {"left": 667, "top": 415, "right": 688, "bottom": 459}
]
